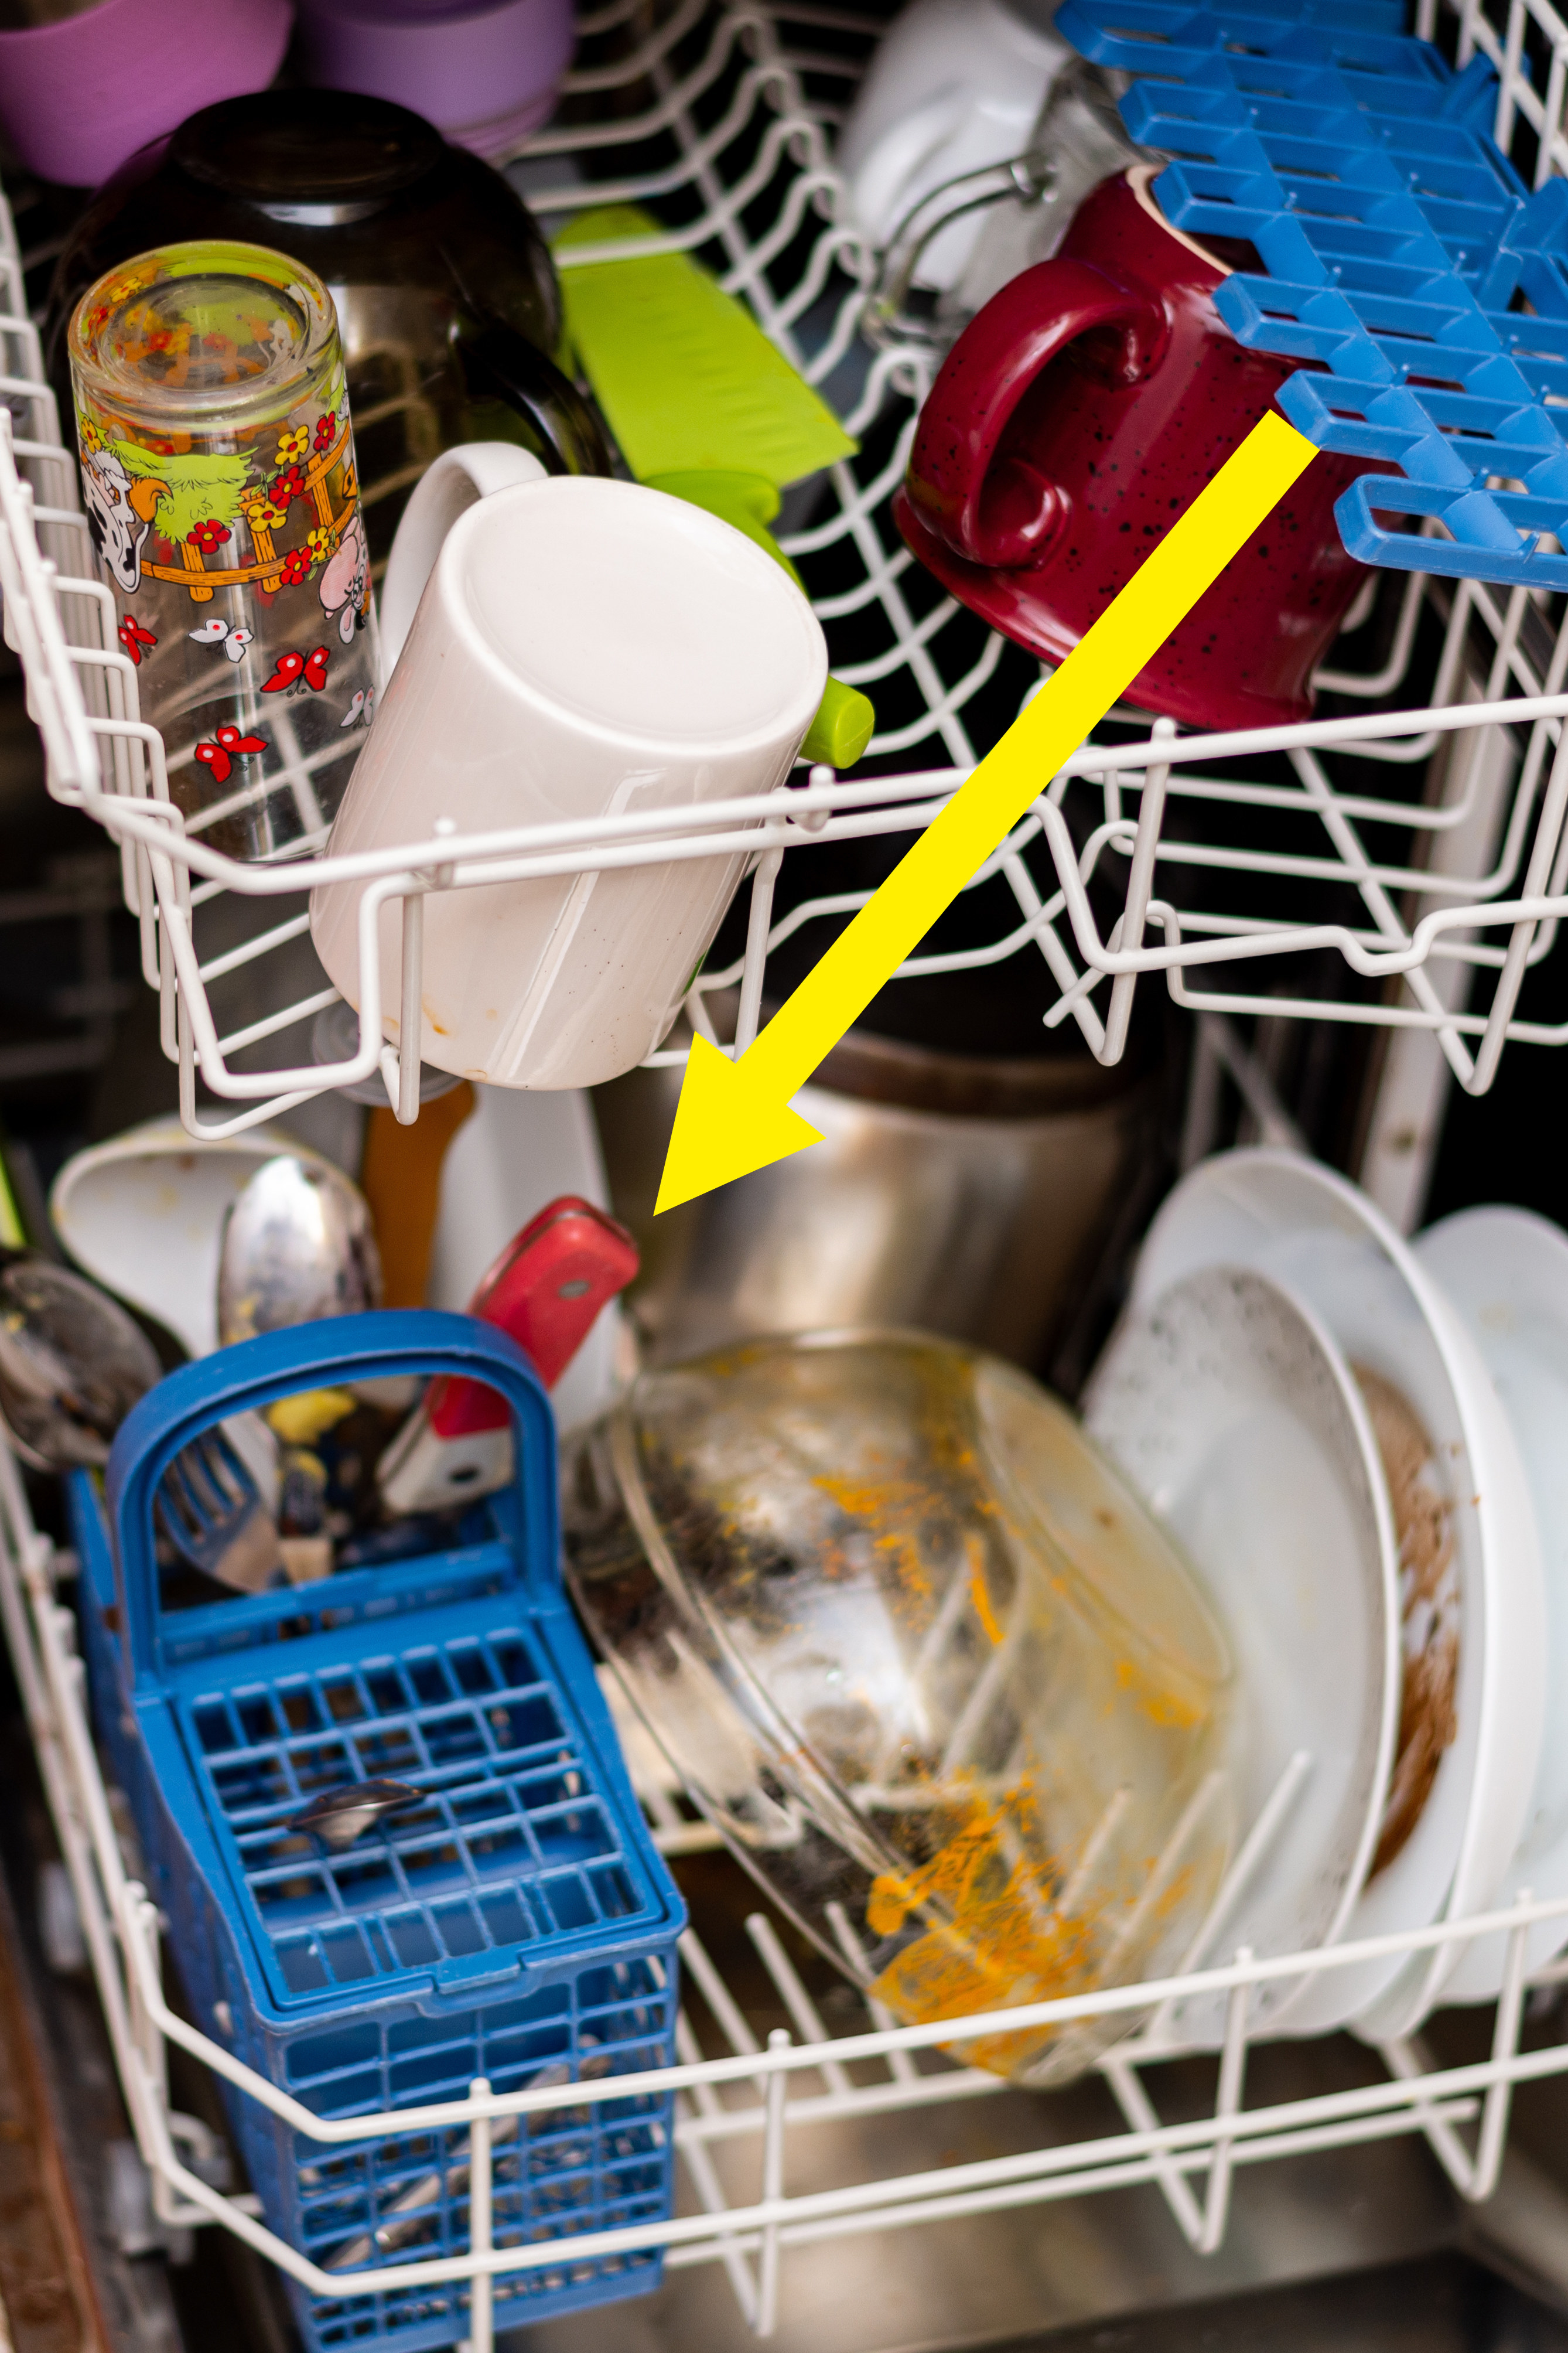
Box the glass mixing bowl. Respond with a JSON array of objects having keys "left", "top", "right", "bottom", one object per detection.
[{"left": 564, "top": 1329, "right": 1235, "bottom": 2083}]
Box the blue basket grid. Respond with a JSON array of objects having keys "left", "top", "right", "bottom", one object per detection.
[
  {"left": 273, "top": 1951, "right": 674, "bottom": 2349},
  {"left": 188, "top": 1608, "right": 648, "bottom": 2010},
  {"left": 1058, "top": 0, "right": 1568, "bottom": 589},
  {"left": 82, "top": 1312, "right": 685, "bottom": 2353}
]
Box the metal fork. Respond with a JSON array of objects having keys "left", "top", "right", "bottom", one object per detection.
[
  {"left": 155, "top": 1424, "right": 281, "bottom": 1593},
  {"left": 322, "top": 2061, "right": 588, "bottom": 2272}
]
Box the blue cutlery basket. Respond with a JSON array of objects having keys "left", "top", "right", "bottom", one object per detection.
[{"left": 70, "top": 1311, "right": 685, "bottom": 2353}]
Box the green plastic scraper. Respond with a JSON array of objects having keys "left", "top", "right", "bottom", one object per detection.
[{"left": 555, "top": 204, "right": 874, "bottom": 770}]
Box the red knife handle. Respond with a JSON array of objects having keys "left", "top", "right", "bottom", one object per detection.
[{"left": 427, "top": 1197, "right": 638, "bottom": 1436}]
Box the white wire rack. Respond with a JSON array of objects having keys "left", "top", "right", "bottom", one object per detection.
[
  {"left": 9, "top": 6, "right": 1568, "bottom": 2339},
  {"left": 11, "top": 0, "right": 1568, "bottom": 1155},
  {"left": 6, "top": 1414, "right": 1568, "bottom": 2352}
]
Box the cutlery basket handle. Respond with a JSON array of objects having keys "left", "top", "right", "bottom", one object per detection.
[{"left": 105, "top": 1310, "right": 558, "bottom": 1683}]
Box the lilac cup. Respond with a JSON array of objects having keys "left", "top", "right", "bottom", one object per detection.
[
  {"left": 0, "top": 0, "right": 293, "bottom": 187},
  {"left": 297, "top": 0, "right": 575, "bottom": 153}
]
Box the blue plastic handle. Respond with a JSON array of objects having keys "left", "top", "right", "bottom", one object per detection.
[{"left": 106, "top": 1310, "right": 559, "bottom": 1687}]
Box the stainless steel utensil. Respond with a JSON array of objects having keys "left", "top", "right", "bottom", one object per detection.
[
  {"left": 216, "top": 1155, "right": 382, "bottom": 1346},
  {"left": 0, "top": 1253, "right": 276, "bottom": 1587},
  {"left": 288, "top": 1778, "right": 425, "bottom": 1850},
  {"left": 0, "top": 1258, "right": 160, "bottom": 1471},
  {"left": 153, "top": 1425, "right": 281, "bottom": 1594},
  {"left": 148, "top": 1151, "right": 383, "bottom": 1590},
  {"left": 322, "top": 2054, "right": 609, "bottom": 2271}
]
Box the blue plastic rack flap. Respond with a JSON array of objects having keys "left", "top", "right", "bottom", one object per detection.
[{"left": 1057, "top": 0, "right": 1568, "bottom": 590}]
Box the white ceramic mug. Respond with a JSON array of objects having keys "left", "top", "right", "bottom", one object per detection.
[
  {"left": 838, "top": 0, "right": 1068, "bottom": 290},
  {"left": 309, "top": 456, "right": 828, "bottom": 1090}
]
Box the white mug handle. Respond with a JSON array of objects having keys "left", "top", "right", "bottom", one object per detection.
[{"left": 378, "top": 442, "right": 549, "bottom": 683}]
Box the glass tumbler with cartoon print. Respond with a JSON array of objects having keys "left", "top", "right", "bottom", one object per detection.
[{"left": 69, "top": 241, "right": 378, "bottom": 862}]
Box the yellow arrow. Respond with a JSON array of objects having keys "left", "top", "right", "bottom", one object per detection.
[{"left": 656, "top": 411, "right": 1318, "bottom": 1213}]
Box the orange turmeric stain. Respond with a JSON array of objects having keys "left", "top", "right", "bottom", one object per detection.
[
  {"left": 865, "top": 1776, "right": 1100, "bottom": 2076},
  {"left": 1113, "top": 1654, "right": 1201, "bottom": 1731},
  {"left": 968, "top": 1559, "right": 1005, "bottom": 1648}
]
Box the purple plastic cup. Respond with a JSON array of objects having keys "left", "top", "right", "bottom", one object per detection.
[
  {"left": 0, "top": 0, "right": 293, "bottom": 188},
  {"left": 297, "top": 0, "right": 575, "bottom": 151}
]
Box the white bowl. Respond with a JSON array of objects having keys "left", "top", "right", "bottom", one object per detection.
[
  {"left": 1416, "top": 1206, "right": 1568, "bottom": 1997},
  {"left": 1133, "top": 1150, "right": 1545, "bottom": 2040},
  {"left": 50, "top": 1118, "right": 339, "bottom": 1360},
  {"left": 1085, "top": 1263, "right": 1399, "bottom": 2045},
  {"left": 836, "top": 0, "right": 1068, "bottom": 287}
]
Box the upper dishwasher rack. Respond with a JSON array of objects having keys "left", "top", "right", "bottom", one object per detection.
[{"left": 5, "top": 0, "right": 1568, "bottom": 1150}]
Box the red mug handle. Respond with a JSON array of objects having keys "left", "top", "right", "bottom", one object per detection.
[{"left": 906, "top": 258, "right": 1167, "bottom": 572}]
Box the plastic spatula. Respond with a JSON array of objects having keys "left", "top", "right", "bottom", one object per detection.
[
  {"left": 359, "top": 1080, "right": 477, "bottom": 1308},
  {"left": 377, "top": 1196, "right": 638, "bottom": 1515},
  {"left": 555, "top": 204, "right": 875, "bottom": 770}
]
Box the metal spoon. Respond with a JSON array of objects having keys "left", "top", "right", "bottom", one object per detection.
[
  {"left": 216, "top": 1155, "right": 382, "bottom": 1346},
  {"left": 0, "top": 1257, "right": 161, "bottom": 1471},
  {"left": 288, "top": 1778, "right": 425, "bottom": 1850},
  {"left": 203, "top": 1156, "right": 384, "bottom": 1582}
]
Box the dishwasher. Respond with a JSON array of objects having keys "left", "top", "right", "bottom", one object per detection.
[{"left": 4, "top": 2, "right": 1568, "bottom": 2349}]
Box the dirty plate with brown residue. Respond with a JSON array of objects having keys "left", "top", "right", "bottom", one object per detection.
[
  {"left": 1132, "top": 1151, "right": 1545, "bottom": 2042},
  {"left": 1084, "top": 1264, "right": 1399, "bottom": 2047},
  {"left": 1351, "top": 1366, "right": 1461, "bottom": 1887}
]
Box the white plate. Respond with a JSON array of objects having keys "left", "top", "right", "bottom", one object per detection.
[
  {"left": 1416, "top": 1207, "right": 1568, "bottom": 1997},
  {"left": 1084, "top": 1265, "right": 1399, "bottom": 2044},
  {"left": 1133, "top": 1151, "right": 1545, "bottom": 2040}
]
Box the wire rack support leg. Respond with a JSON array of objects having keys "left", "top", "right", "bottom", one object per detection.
[
  {"left": 1101, "top": 2058, "right": 1206, "bottom": 2246},
  {"left": 736, "top": 794, "right": 794, "bottom": 1056},
  {"left": 1472, "top": 720, "right": 1568, "bottom": 1091},
  {"left": 745, "top": 1913, "right": 855, "bottom": 2098},
  {"left": 1198, "top": 1950, "right": 1252, "bottom": 2254},
  {"left": 391, "top": 889, "right": 425, "bottom": 1123},
  {"left": 466, "top": 2075, "right": 494, "bottom": 2353},
  {"left": 674, "top": 2011, "right": 761, "bottom": 2327},
  {"left": 1102, "top": 718, "right": 1174, "bottom": 1064},
  {"left": 1471, "top": 1897, "right": 1533, "bottom": 2201},
  {"left": 120, "top": 1886, "right": 178, "bottom": 2209},
  {"left": 756, "top": 2027, "right": 791, "bottom": 2337},
  {"left": 1376, "top": 2034, "right": 1480, "bottom": 2194}
]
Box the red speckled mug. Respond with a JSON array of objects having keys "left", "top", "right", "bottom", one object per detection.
[{"left": 895, "top": 165, "right": 1372, "bottom": 734}]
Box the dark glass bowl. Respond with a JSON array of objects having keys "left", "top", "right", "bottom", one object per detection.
[{"left": 45, "top": 88, "right": 611, "bottom": 560}]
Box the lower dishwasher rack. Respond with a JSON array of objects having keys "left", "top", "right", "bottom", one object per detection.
[{"left": 6, "top": 1428, "right": 1568, "bottom": 2353}]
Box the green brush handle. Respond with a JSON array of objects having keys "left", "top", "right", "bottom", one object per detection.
[{"left": 646, "top": 469, "right": 874, "bottom": 770}]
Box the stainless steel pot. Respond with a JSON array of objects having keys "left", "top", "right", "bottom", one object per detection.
[{"left": 592, "top": 1011, "right": 1154, "bottom": 1370}]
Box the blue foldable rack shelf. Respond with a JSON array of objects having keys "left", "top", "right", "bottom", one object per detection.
[
  {"left": 69, "top": 1311, "right": 685, "bottom": 2353},
  {"left": 1057, "top": 0, "right": 1568, "bottom": 589}
]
